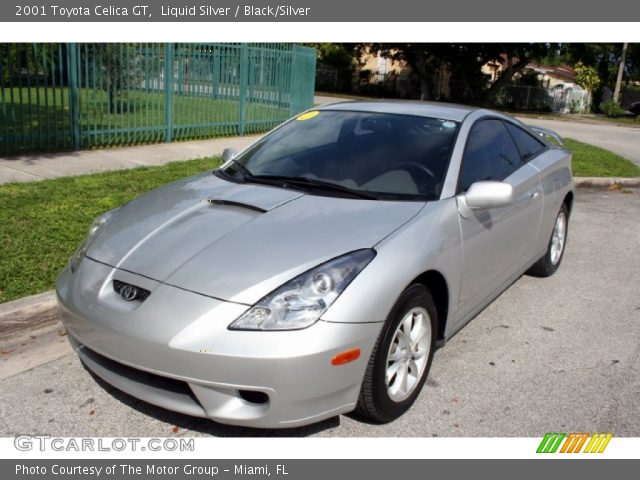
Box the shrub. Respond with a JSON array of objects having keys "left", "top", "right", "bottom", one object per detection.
[{"left": 600, "top": 100, "right": 626, "bottom": 118}]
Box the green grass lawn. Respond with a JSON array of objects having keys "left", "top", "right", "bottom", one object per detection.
[
  {"left": 0, "top": 87, "right": 288, "bottom": 154},
  {"left": 0, "top": 137, "right": 638, "bottom": 304},
  {"left": 0, "top": 157, "right": 220, "bottom": 304},
  {"left": 564, "top": 138, "right": 640, "bottom": 177}
]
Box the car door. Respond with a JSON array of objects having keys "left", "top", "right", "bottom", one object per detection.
[
  {"left": 455, "top": 118, "right": 543, "bottom": 324},
  {"left": 506, "top": 121, "right": 569, "bottom": 256}
]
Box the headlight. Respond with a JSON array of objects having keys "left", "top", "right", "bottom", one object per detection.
[
  {"left": 229, "top": 249, "right": 376, "bottom": 331},
  {"left": 69, "top": 208, "right": 118, "bottom": 272}
]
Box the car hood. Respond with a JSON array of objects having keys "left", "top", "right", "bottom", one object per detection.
[{"left": 87, "top": 173, "right": 424, "bottom": 304}]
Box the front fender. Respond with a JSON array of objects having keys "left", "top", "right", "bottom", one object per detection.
[{"left": 321, "top": 199, "right": 462, "bottom": 337}]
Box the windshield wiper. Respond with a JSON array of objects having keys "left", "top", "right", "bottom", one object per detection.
[{"left": 250, "top": 175, "right": 378, "bottom": 200}]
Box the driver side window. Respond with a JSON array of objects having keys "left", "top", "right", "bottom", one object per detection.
[{"left": 459, "top": 119, "right": 524, "bottom": 192}]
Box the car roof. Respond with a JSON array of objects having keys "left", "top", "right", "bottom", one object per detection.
[{"left": 315, "top": 100, "right": 479, "bottom": 122}]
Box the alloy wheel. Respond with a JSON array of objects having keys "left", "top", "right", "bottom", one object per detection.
[
  {"left": 550, "top": 211, "right": 567, "bottom": 265},
  {"left": 385, "top": 307, "right": 432, "bottom": 402}
]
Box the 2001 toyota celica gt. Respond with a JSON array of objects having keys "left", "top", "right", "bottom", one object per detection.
[{"left": 57, "top": 101, "right": 574, "bottom": 428}]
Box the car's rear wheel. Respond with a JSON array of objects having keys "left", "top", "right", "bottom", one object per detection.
[
  {"left": 527, "top": 203, "right": 569, "bottom": 277},
  {"left": 356, "top": 284, "right": 437, "bottom": 423}
]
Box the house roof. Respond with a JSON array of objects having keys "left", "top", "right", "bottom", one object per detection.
[{"left": 526, "top": 64, "right": 576, "bottom": 80}]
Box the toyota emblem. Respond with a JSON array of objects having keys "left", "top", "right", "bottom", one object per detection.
[{"left": 119, "top": 284, "right": 138, "bottom": 302}]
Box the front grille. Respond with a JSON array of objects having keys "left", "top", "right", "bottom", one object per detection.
[
  {"left": 113, "top": 279, "right": 151, "bottom": 302},
  {"left": 80, "top": 344, "right": 200, "bottom": 402}
]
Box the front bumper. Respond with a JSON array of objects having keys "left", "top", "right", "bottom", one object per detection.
[{"left": 56, "top": 257, "right": 382, "bottom": 428}]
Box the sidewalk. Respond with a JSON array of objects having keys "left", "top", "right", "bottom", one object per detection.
[{"left": 0, "top": 134, "right": 262, "bottom": 185}]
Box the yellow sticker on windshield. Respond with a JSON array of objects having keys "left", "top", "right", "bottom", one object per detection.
[{"left": 296, "top": 111, "right": 320, "bottom": 121}]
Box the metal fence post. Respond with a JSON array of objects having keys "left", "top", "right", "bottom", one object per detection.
[
  {"left": 238, "top": 44, "right": 248, "bottom": 136},
  {"left": 212, "top": 47, "right": 220, "bottom": 100},
  {"left": 0, "top": 57, "right": 7, "bottom": 152},
  {"left": 67, "top": 43, "right": 81, "bottom": 150},
  {"left": 164, "top": 43, "right": 174, "bottom": 143},
  {"left": 289, "top": 45, "right": 316, "bottom": 117},
  {"left": 289, "top": 46, "right": 300, "bottom": 117}
]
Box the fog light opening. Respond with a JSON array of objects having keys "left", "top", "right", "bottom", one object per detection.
[{"left": 238, "top": 390, "right": 269, "bottom": 405}]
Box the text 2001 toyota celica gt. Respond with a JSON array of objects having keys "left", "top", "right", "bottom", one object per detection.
[{"left": 57, "top": 101, "right": 573, "bottom": 428}]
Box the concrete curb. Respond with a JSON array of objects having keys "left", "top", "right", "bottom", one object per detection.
[
  {"left": 0, "top": 292, "right": 67, "bottom": 380},
  {"left": 574, "top": 177, "right": 640, "bottom": 188},
  {"left": 0, "top": 290, "right": 59, "bottom": 346}
]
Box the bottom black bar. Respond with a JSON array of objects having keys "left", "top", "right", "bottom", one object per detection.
[{"left": 2, "top": 459, "right": 638, "bottom": 480}]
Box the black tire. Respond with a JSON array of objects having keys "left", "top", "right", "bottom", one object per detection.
[
  {"left": 356, "top": 284, "right": 437, "bottom": 423},
  {"left": 527, "top": 203, "right": 570, "bottom": 277}
]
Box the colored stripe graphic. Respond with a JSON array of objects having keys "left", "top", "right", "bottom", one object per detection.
[
  {"left": 538, "top": 433, "right": 613, "bottom": 453},
  {"left": 584, "top": 433, "right": 613, "bottom": 453},
  {"left": 573, "top": 433, "right": 591, "bottom": 453},
  {"left": 560, "top": 433, "right": 589, "bottom": 453},
  {"left": 537, "top": 433, "right": 566, "bottom": 453}
]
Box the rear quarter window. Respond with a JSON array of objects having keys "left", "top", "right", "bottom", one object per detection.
[{"left": 505, "top": 122, "right": 547, "bottom": 161}]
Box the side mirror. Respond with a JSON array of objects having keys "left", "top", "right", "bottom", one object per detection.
[
  {"left": 222, "top": 148, "right": 238, "bottom": 163},
  {"left": 465, "top": 181, "right": 514, "bottom": 210}
]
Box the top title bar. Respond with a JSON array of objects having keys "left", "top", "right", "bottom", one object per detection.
[{"left": 4, "top": 0, "right": 640, "bottom": 22}]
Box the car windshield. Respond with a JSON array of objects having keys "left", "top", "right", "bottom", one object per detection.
[{"left": 218, "top": 110, "right": 460, "bottom": 201}]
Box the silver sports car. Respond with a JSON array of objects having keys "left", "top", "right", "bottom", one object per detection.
[{"left": 56, "top": 101, "right": 574, "bottom": 428}]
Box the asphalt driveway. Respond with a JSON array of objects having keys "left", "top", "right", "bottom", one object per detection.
[{"left": 0, "top": 189, "right": 638, "bottom": 437}]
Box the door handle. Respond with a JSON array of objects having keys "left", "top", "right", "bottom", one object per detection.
[{"left": 529, "top": 190, "right": 541, "bottom": 200}]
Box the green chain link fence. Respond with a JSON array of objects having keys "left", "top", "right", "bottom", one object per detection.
[{"left": 0, "top": 43, "right": 316, "bottom": 155}]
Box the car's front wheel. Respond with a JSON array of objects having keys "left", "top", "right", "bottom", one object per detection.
[{"left": 356, "top": 284, "right": 437, "bottom": 423}]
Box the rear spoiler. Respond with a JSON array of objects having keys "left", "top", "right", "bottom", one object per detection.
[{"left": 527, "top": 125, "right": 564, "bottom": 147}]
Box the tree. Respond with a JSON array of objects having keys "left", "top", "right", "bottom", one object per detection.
[
  {"left": 624, "top": 44, "right": 640, "bottom": 83},
  {"left": 362, "top": 43, "right": 557, "bottom": 103},
  {"left": 438, "top": 44, "right": 493, "bottom": 102},
  {"left": 360, "top": 44, "right": 444, "bottom": 100},
  {"left": 309, "top": 43, "right": 358, "bottom": 93},
  {"left": 0, "top": 43, "right": 61, "bottom": 84},
  {"left": 86, "top": 44, "right": 144, "bottom": 114},
  {"left": 477, "top": 44, "right": 558, "bottom": 104},
  {"left": 563, "top": 44, "right": 620, "bottom": 88},
  {"left": 562, "top": 43, "right": 638, "bottom": 109},
  {"left": 311, "top": 43, "right": 356, "bottom": 71},
  {"left": 574, "top": 62, "right": 600, "bottom": 93}
]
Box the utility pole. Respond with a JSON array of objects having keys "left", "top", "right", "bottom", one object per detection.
[{"left": 613, "top": 42, "right": 628, "bottom": 104}]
